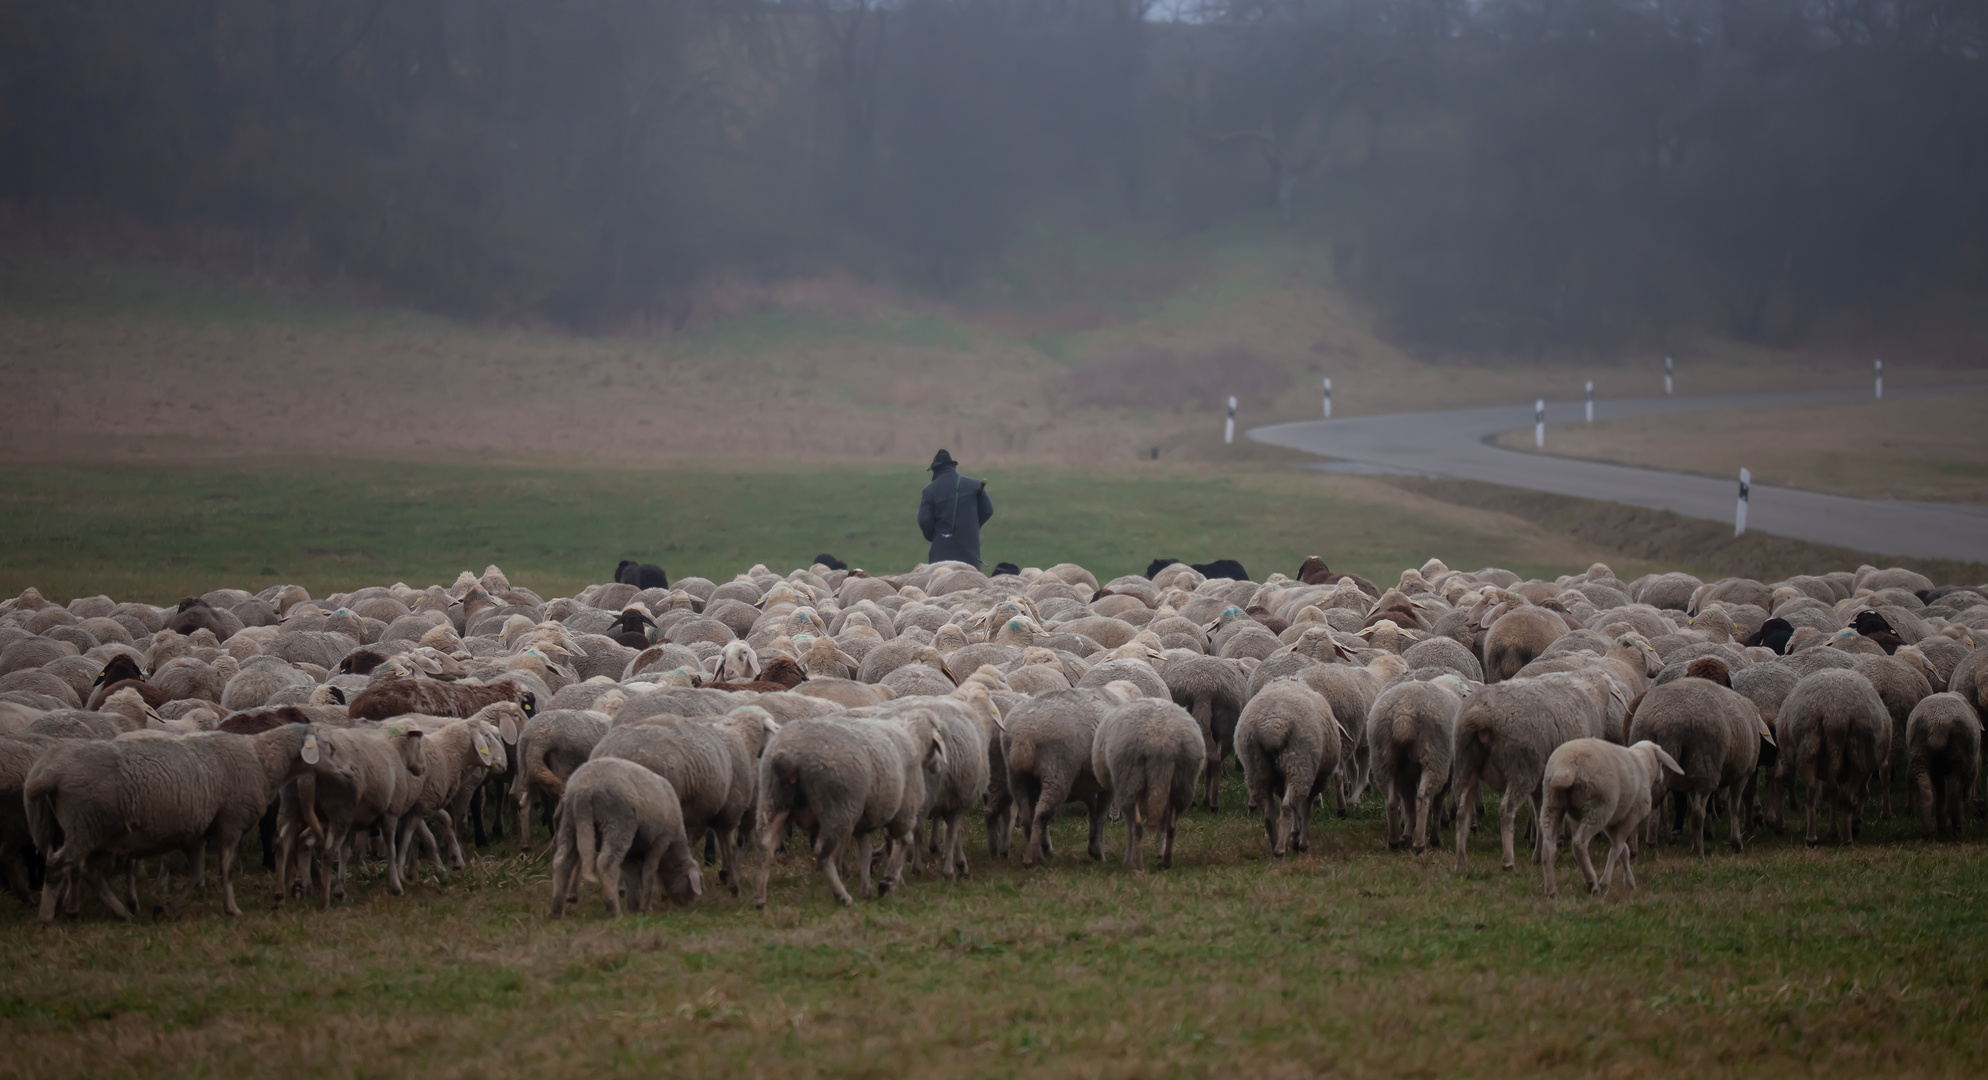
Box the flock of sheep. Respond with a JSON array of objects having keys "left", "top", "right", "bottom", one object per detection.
[{"left": 2, "top": 554, "right": 1985, "bottom": 921}]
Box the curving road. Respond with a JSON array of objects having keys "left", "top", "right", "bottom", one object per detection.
[{"left": 1249, "top": 386, "right": 1988, "bottom": 564}]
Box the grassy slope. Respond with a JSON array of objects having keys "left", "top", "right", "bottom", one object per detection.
[
  {"left": 2, "top": 777, "right": 1983, "bottom": 1078},
  {"left": 1491, "top": 396, "right": 1988, "bottom": 506},
  {"left": 0, "top": 457, "right": 1708, "bottom": 606}
]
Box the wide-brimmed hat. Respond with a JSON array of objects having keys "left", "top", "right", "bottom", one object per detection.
[{"left": 929, "top": 449, "right": 958, "bottom": 472}]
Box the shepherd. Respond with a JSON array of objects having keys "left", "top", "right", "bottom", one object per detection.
[{"left": 917, "top": 449, "right": 994, "bottom": 568}]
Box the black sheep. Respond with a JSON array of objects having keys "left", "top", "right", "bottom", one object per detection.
[
  {"left": 992, "top": 562, "right": 1022, "bottom": 577},
  {"left": 165, "top": 596, "right": 231, "bottom": 639},
  {"left": 607, "top": 608, "right": 657, "bottom": 649},
  {"left": 812, "top": 553, "right": 849, "bottom": 571},
  {"left": 1745, "top": 618, "right": 1795, "bottom": 655},
  {"left": 1147, "top": 557, "right": 1251, "bottom": 582},
  {"left": 614, "top": 560, "right": 669, "bottom": 589},
  {"left": 1852, "top": 610, "right": 1904, "bottom": 654}
]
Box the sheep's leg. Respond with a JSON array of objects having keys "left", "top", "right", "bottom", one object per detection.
[
  {"left": 1159, "top": 805, "right": 1179, "bottom": 870},
  {"left": 1688, "top": 791, "right": 1710, "bottom": 859},
  {"left": 1018, "top": 773, "right": 1054, "bottom": 868},
  {"left": 1413, "top": 770, "right": 1442, "bottom": 856},
  {"left": 1727, "top": 784, "right": 1746, "bottom": 853},
  {"left": 754, "top": 809, "right": 789, "bottom": 909},
  {"left": 879, "top": 826, "right": 913, "bottom": 896},
  {"left": 983, "top": 799, "right": 1011, "bottom": 861},
  {"left": 716, "top": 827, "right": 740, "bottom": 897},
  {"left": 381, "top": 815, "right": 405, "bottom": 896},
  {"left": 515, "top": 793, "right": 534, "bottom": 856},
  {"left": 1802, "top": 766, "right": 1821, "bottom": 846},
  {"left": 1123, "top": 800, "right": 1144, "bottom": 872},
  {"left": 854, "top": 835, "right": 876, "bottom": 900},
  {"left": 87, "top": 863, "right": 135, "bottom": 922},
  {"left": 1454, "top": 775, "right": 1477, "bottom": 873},
  {"left": 943, "top": 813, "right": 966, "bottom": 880},
  {"left": 1540, "top": 804, "right": 1563, "bottom": 898},
  {"left": 1616, "top": 831, "right": 1639, "bottom": 893},
  {"left": 1498, "top": 787, "right": 1524, "bottom": 871},
  {"left": 1263, "top": 787, "right": 1282, "bottom": 855},
  {"left": 1571, "top": 818, "right": 1604, "bottom": 895},
  {"left": 1202, "top": 735, "right": 1221, "bottom": 812},
  {"left": 596, "top": 823, "right": 635, "bottom": 917},
  {"left": 215, "top": 834, "right": 244, "bottom": 917},
  {"left": 815, "top": 834, "right": 855, "bottom": 906},
  {"left": 157, "top": 844, "right": 206, "bottom": 920},
  {"left": 1086, "top": 795, "right": 1108, "bottom": 862},
  {"left": 548, "top": 830, "right": 576, "bottom": 918},
  {"left": 1383, "top": 780, "right": 1404, "bottom": 850},
  {"left": 37, "top": 848, "right": 76, "bottom": 922}
]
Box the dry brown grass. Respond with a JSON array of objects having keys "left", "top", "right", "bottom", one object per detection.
[{"left": 1493, "top": 397, "right": 1988, "bottom": 505}]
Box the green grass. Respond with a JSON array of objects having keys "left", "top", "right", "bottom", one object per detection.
[
  {"left": 3, "top": 775, "right": 1983, "bottom": 1078},
  {"left": 0, "top": 459, "right": 1655, "bottom": 606}
]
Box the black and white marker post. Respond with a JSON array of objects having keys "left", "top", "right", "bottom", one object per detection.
[
  {"left": 1585, "top": 380, "right": 1594, "bottom": 423},
  {"left": 1225, "top": 395, "right": 1237, "bottom": 444},
  {"left": 1875, "top": 358, "right": 1883, "bottom": 400},
  {"left": 1735, "top": 468, "right": 1750, "bottom": 537},
  {"left": 1322, "top": 377, "right": 1332, "bottom": 419},
  {"left": 1664, "top": 356, "right": 1673, "bottom": 396},
  {"left": 1534, "top": 399, "right": 1545, "bottom": 448}
]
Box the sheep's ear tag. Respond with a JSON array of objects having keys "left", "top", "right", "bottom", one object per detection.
[
  {"left": 474, "top": 732, "right": 492, "bottom": 763},
  {"left": 301, "top": 733, "right": 320, "bottom": 764}
]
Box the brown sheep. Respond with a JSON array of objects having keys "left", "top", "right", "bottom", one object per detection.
[{"left": 347, "top": 678, "right": 537, "bottom": 722}]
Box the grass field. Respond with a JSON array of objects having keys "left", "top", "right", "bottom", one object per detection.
[
  {"left": 2, "top": 774, "right": 1984, "bottom": 1078},
  {"left": 1493, "top": 397, "right": 1988, "bottom": 506},
  {"left": 0, "top": 457, "right": 1692, "bottom": 606}
]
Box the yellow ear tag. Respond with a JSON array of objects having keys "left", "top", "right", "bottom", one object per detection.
[{"left": 301, "top": 733, "right": 320, "bottom": 764}]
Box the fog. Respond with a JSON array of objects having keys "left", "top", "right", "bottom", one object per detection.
[{"left": 4, "top": 0, "right": 1983, "bottom": 349}]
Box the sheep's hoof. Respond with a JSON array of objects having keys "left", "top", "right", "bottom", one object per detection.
[
  {"left": 1804, "top": 836, "right": 1819, "bottom": 848},
  {"left": 1387, "top": 839, "right": 1404, "bottom": 852}
]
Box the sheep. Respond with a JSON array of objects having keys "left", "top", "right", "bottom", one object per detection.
[
  {"left": 1774, "top": 669, "right": 1891, "bottom": 845},
  {"left": 1626, "top": 676, "right": 1772, "bottom": 856},
  {"left": 278, "top": 722, "right": 428, "bottom": 908},
  {"left": 548, "top": 757, "right": 701, "bottom": 918},
  {"left": 1, "top": 733, "right": 52, "bottom": 904},
  {"left": 394, "top": 703, "right": 524, "bottom": 881},
  {"left": 1483, "top": 605, "right": 1569, "bottom": 683},
  {"left": 1091, "top": 696, "right": 1204, "bottom": 871},
  {"left": 1453, "top": 670, "right": 1627, "bottom": 872},
  {"left": 1366, "top": 678, "right": 1465, "bottom": 854},
  {"left": 897, "top": 702, "right": 991, "bottom": 880},
  {"left": 614, "top": 561, "right": 671, "bottom": 590},
  {"left": 753, "top": 712, "right": 944, "bottom": 907},
  {"left": 1160, "top": 655, "right": 1248, "bottom": 811},
  {"left": 510, "top": 709, "right": 613, "bottom": 854},
  {"left": 346, "top": 677, "right": 537, "bottom": 722},
  {"left": 1539, "top": 739, "right": 1684, "bottom": 898},
  {"left": 1300, "top": 653, "right": 1409, "bottom": 807},
  {"left": 1233, "top": 678, "right": 1340, "bottom": 856},
  {"left": 590, "top": 715, "right": 747, "bottom": 895},
  {"left": 1003, "top": 687, "right": 1125, "bottom": 867},
  {"left": 27, "top": 723, "right": 354, "bottom": 920},
  {"left": 1905, "top": 693, "right": 1981, "bottom": 838}
]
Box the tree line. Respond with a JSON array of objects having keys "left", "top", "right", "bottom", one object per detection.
[{"left": 2, "top": 0, "right": 1982, "bottom": 348}]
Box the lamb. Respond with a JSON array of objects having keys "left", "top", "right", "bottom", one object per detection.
[
  {"left": 1904, "top": 693, "right": 1981, "bottom": 838},
  {"left": 510, "top": 708, "right": 612, "bottom": 854},
  {"left": 590, "top": 715, "right": 747, "bottom": 895},
  {"left": 1160, "top": 655, "right": 1248, "bottom": 810},
  {"left": 753, "top": 712, "right": 944, "bottom": 907},
  {"left": 277, "top": 723, "right": 428, "bottom": 908},
  {"left": 1091, "top": 696, "right": 1203, "bottom": 871},
  {"left": 1774, "top": 669, "right": 1891, "bottom": 845},
  {"left": 1233, "top": 678, "right": 1340, "bottom": 856},
  {"left": 346, "top": 678, "right": 537, "bottom": 722},
  {"left": 1539, "top": 739, "right": 1684, "bottom": 898},
  {"left": 27, "top": 723, "right": 354, "bottom": 920},
  {"left": 548, "top": 757, "right": 701, "bottom": 917},
  {"left": 1003, "top": 687, "right": 1124, "bottom": 867},
  {"left": 1366, "top": 677, "right": 1465, "bottom": 854},
  {"left": 393, "top": 703, "right": 523, "bottom": 882},
  {"left": 1452, "top": 670, "right": 1627, "bottom": 872},
  {"left": 1626, "top": 675, "right": 1772, "bottom": 855},
  {"left": 901, "top": 702, "right": 991, "bottom": 880}
]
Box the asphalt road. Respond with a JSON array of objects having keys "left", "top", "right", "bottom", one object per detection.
[{"left": 1248, "top": 386, "right": 1988, "bottom": 564}]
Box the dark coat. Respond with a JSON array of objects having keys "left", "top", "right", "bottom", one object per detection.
[{"left": 918, "top": 466, "right": 994, "bottom": 567}]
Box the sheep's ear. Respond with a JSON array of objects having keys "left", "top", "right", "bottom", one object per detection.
[
  {"left": 834, "top": 648, "right": 861, "bottom": 669},
  {"left": 1654, "top": 746, "right": 1685, "bottom": 776},
  {"left": 1758, "top": 723, "right": 1777, "bottom": 747},
  {"left": 300, "top": 732, "right": 321, "bottom": 764},
  {"left": 474, "top": 730, "right": 495, "bottom": 764},
  {"left": 328, "top": 686, "right": 346, "bottom": 705},
  {"left": 761, "top": 714, "right": 781, "bottom": 736},
  {"left": 499, "top": 709, "right": 520, "bottom": 745}
]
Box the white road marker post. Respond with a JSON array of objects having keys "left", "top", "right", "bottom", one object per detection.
[
  {"left": 1322, "top": 377, "right": 1332, "bottom": 419},
  {"left": 1225, "top": 395, "right": 1236, "bottom": 444},
  {"left": 1534, "top": 399, "right": 1545, "bottom": 448},
  {"left": 1585, "top": 381, "right": 1594, "bottom": 423},
  {"left": 1664, "top": 356, "right": 1673, "bottom": 396},
  {"left": 1875, "top": 358, "right": 1883, "bottom": 399},
  {"left": 1735, "top": 468, "right": 1750, "bottom": 536}
]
